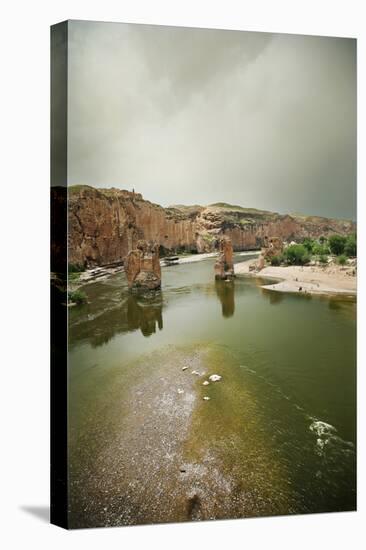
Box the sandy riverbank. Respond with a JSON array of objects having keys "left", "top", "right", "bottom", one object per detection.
[{"left": 235, "top": 260, "right": 356, "bottom": 296}]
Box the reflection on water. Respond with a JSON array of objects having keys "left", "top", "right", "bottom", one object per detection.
[
  {"left": 69, "top": 287, "right": 164, "bottom": 347},
  {"left": 261, "top": 288, "right": 284, "bottom": 305},
  {"left": 215, "top": 280, "right": 235, "bottom": 318},
  {"left": 127, "top": 293, "right": 163, "bottom": 337}
]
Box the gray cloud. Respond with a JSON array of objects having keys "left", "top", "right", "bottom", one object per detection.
[{"left": 68, "top": 21, "right": 356, "bottom": 220}]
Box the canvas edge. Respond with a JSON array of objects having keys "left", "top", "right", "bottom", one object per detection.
[{"left": 50, "top": 19, "right": 69, "bottom": 530}]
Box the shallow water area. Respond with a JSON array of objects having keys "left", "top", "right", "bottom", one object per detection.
[{"left": 68, "top": 254, "right": 356, "bottom": 527}]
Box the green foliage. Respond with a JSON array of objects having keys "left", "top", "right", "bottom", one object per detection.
[
  {"left": 270, "top": 255, "right": 283, "bottom": 266},
  {"left": 68, "top": 263, "right": 86, "bottom": 273},
  {"left": 318, "top": 254, "right": 328, "bottom": 265},
  {"left": 68, "top": 290, "right": 87, "bottom": 305},
  {"left": 68, "top": 272, "right": 80, "bottom": 282},
  {"left": 283, "top": 244, "right": 310, "bottom": 266},
  {"left": 344, "top": 234, "right": 357, "bottom": 257},
  {"left": 337, "top": 254, "right": 347, "bottom": 266},
  {"left": 302, "top": 238, "right": 316, "bottom": 253},
  {"left": 328, "top": 235, "right": 346, "bottom": 256},
  {"left": 312, "top": 243, "right": 329, "bottom": 256}
]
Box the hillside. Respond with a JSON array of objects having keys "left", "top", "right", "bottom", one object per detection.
[{"left": 62, "top": 186, "right": 356, "bottom": 267}]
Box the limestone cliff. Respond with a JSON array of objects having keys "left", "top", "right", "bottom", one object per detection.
[
  {"left": 67, "top": 186, "right": 356, "bottom": 267},
  {"left": 68, "top": 186, "right": 197, "bottom": 267}
]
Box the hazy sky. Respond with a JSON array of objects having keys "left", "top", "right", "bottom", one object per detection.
[{"left": 68, "top": 20, "right": 356, "bottom": 219}]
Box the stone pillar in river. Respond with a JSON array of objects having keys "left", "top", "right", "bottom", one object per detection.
[
  {"left": 214, "top": 236, "right": 235, "bottom": 280},
  {"left": 262, "top": 236, "right": 283, "bottom": 261},
  {"left": 125, "top": 240, "right": 161, "bottom": 291}
]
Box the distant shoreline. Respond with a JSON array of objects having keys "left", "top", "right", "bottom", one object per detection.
[{"left": 235, "top": 260, "right": 356, "bottom": 297}]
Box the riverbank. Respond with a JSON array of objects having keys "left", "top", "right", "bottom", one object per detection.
[{"left": 235, "top": 259, "right": 356, "bottom": 296}]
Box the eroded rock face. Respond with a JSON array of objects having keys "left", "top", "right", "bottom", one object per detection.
[
  {"left": 68, "top": 186, "right": 197, "bottom": 268},
  {"left": 262, "top": 236, "right": 284, "bottom": 260},
  {"left": 67, "top": 186, "right": 356, "bottom": 267},
  {"left": 125, "top": 240, "right": 161, "bottom": 291},
  {"left": 214, "top": 237, "right": 235, "bottom": 280}
]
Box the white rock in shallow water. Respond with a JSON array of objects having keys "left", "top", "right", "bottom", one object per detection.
[
  {"left": 182, "top": 366, "right": 188, "bottom": 371},
  {"left": 202, "top": 381, "right": 210, "bottom": 386},
  {"left": 203, "top": 396, "right": 210, "bottom": 401},
  {"left": 209, "top": 374, "right": 222, "bottom": 382},
  {"left": 177, "top": 388, "right": 184, "bottom": 394}
]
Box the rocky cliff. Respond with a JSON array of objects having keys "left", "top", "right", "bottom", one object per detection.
[{"left": 66, "top": 186, "right": 356, "bottom": 267}]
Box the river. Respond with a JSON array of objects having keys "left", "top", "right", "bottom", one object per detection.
[{"left": 68, "top": 254, "right": 356, "bottom": 528}]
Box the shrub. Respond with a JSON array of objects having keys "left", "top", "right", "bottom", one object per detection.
[
  {"left": 318, "top": 254, "right": 328, "bottom": 265},
  {"left": 270, "top": 255, "right": 283, "bottom": 266},
  {"left": 68, "top": 290, "right": 87, "bottom": 305},
  {"left": 344, "top": 234, "right": 356, "bottom": 257},
  {"left": 283, "top": 244, "right": 310, "bottom": 266},
  {"left": 337, "top": 255, "right": 347, "bottom": 266},
  {"left": 312, "top": 243, "right": 329, "bottom": 256},
  {"left": 68, "top": 263, "right": 86, "bottom": 273},
  {"left": 68, "top": 271, "right": 81, "bottom": 282},
  {"left": 302, "top": 238, "right": 315, "bottom": 253},
  {"left": 328, "top": 235, "right": 346, "bottom": 256}
]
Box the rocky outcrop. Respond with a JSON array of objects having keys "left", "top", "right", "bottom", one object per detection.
[
  {"left": 214, "top": 237, "right": 235, "bottom": 280},
  {"left": 125, "top": 240, "right": 161, "bottom": 291},
  {"left": 67, "top": 186, "right": 356, "bottom": 268},
  {"left": 262, "top": 236, "right": 284, "bottom": 260}
]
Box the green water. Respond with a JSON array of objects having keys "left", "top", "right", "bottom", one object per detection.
[{"left": 68, "top": 254, "right": 356, "bottom": 527}]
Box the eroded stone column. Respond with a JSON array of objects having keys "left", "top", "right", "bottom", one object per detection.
[
  {"left": 262, "top": 236, "right": 283, "bottom": 260},
  {"left": 125, "top": 240, "right": 161, "bottom": 291},
  {"left": 214, "top": 236, "right": 235, "bottom": 280}
]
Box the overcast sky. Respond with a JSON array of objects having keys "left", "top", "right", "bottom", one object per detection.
[{"left": 67, "top": 21, "right": 356, "bottom": 220}]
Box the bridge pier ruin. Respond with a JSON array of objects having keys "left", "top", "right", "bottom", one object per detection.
[
  {"left": 214, "top": 236, "right": 235, "bottom": 280},
  {"left": 125, "top": 240, "right": 161, "bottom": 291}
]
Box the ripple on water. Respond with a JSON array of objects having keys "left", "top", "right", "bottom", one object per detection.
[{"left": 309, "top": 418, "right": 355, "bottom": 457}]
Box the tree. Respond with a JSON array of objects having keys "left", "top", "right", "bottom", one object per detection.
[
  {"left": 344, "top": 234, "right": 356, "bottom": 257},
  {"left": 328, "top": 235, "right": 346, "bottom": 256},
  {"left": 283, "top": 244, "right": 310, "bottom": 266}
]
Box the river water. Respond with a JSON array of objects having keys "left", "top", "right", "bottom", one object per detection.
[{"left": 68, "top": 254, "right": 356, "bottom": 528}]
